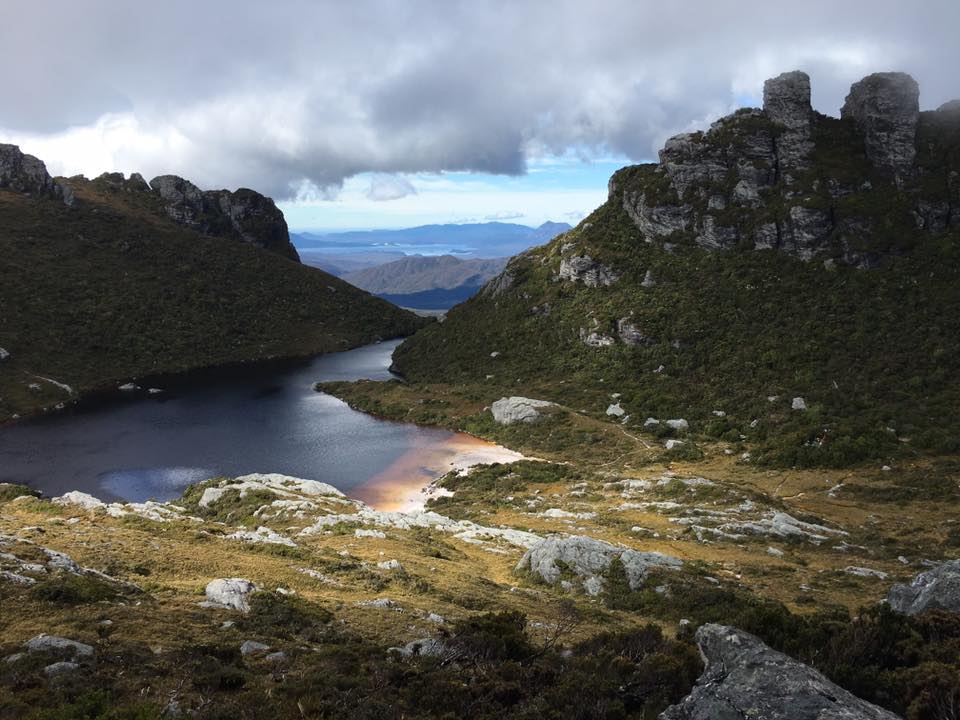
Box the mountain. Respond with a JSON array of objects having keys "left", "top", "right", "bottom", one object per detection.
[
  {"left": 391, "top": 71, "right": 960, "bottom": 467},
  {"left": 0, "top": 144, "right": 427, "bottom": 421},
  {"left": 292, "top": 221, "right": 572, "bottom": 258},
  {"left": 341, "top": 255, "right": 510, "bottom": 308}
]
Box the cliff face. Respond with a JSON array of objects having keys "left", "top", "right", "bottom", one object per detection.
[
  {"left": 0, "top": 144, "right": 74, "bottom": 206},
  {"left": 150, "top": 175, "right": 300, "bottom": 261},
  {"left": 611, "top": 71, "right": 959, "bottom": 266}
]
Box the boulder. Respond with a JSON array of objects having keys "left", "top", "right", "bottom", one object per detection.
[
  {"left": 841, "top": 72, "right": 919, "bottom": 182},
  {"left": 0, "top": 144, "right": 57, "bottom": 196},
  {"left": 240, "top": 640, "right": 270, "bottom": 656},
  {"left": 516, "top": 535, "right": 681, "bottom": 591},
  {"left": 660, "top": 624, "right": 900, "bottom": 719},
  {"left": 886, "top": 559, "right": 960, "bottom": 615},
  {"left": 617, "top": 318, "right": 655, "bottom": 346},
  {"left": 52, "top": 491, "right": 106, "bottom": 511},
  {"left": 204, "top": 578, "right": 258, "bottom": 612},
  {"left": 0, "top": 347, "right": 8, "bottom": 361},
  {"left": 23, "top": 635, "right": 94, "bottom": 658},
  {"left": 490, "top": 396, "right": 554, "bottom": 425}
]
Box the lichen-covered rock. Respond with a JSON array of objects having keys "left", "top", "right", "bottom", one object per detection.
[
  {"left": 886, "top": 559, "right": 960, "bottom": 615},
  {"left": 660, "top": 624, "right": 900, "bottom": 719},
  {"left": 516, "top": 535, "right": 681, "bottom": 591},
  {"left": 558, "top": 255, "right": 619, "bottom": 287},
  {"left": 617, "top": 318, "right": 655, "bottom": 346},
  {"left": 490, "top": 396, "right": 554, "bottom": 424},
  {"left": 0, "top": 144, "right": 72, "bottom": 204},
  {"left": 841, "top": 72, "right": 919, "bottom": 182},
  {"left": 149, "top": 176, "right": 300, "bottom": 260},
  {"left": 23, "top": 635, "right": 94, "bottom": 659},
  {"left": 204, "top": 578, "right": 258, "bottom": 612}
]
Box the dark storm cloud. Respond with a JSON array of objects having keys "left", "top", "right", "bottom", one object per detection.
[{"left": 2, "top": 0, "right": 958, "bottom": 198}]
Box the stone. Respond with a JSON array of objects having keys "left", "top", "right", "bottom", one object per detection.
[
  {"left": 204, "top": 578, "right": 258, "bottom": 612},
  {"left": 390, "top": 638, "right": 447, "bottom": 658},
  {"left": 52, "top": 491, "right": 105, "bottom": 511},
  {"left": 355, "top": 528, "right": 386, "bottom": 539},
  {"left": 377, "top": 559, "right": 403, "bottom": 571},
  {"left": 606, "top": 403, "right": 625, "bottom": 418},
  {"left": 617, "top": 318, "right": 655, "bottom": 346},
  {"left": 24, "top": 635, "right": 94, "bottom": 658},
  {"left": 886, "top": 559, "right": 960, "bottom": 615},
  {"left": 660, "top": 624, "right": 900, "bottom": 719},
  {"left": 240, "top": 640, "right": 270, "bottom": 656},
  {"left": 265, "top": 651, "right": 287, "bottom": 663},
  {"left": 491, "top": 396, "right": 554, "bottom": 425},
  {"left": 0, "top": 347, "right": 9, "bottom": 361},
  {"left": 579, "top": 328, "right": 616, "bottom": 347},
  {"left": 666, "top": 419, "right": 689, "bottom": 431},
  {"left": 845, "top": 566, "right": 888, "bottom": 579},
  {"left": 664, "top": 439, "right": 684, "bottom": 450},
  {"left": 44, "top": 661, "right": 80, "bottom": 677},
  {"left": 841, "top": 72, "right": 919, "bottom": 181},
  {"left": 227, "top": 526, "right": 297, "bottom": 547},
  {"left": 792, "top": 397, "right": 807, "bottom": 411},
  {"left": 558, "top": 255, "right": 619, "bottom": 287},
  {"left": 118, "top": 383, "right": 138, "bottom": 392},
  {"left": 516, "top": 535, "right": 681, "bottom": 590}
]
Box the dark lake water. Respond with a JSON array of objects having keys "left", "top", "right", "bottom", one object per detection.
[{"left": 0, "top": 340, "right": 459, "bottom": 503}]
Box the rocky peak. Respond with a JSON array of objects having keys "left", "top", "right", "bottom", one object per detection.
[
  {"left": 763, "top": 70, "right": 812, "bottom": 129},
  {"left": 613, "top": 69, "right": 956, "bottom": 265},
  {"left": 841, "top": 72, "right": 919, "bottom": 182},
  {"left": 0, "top": 144, "right": 72, "bottom": 205},
  {"left": 149, "top": 175, "right": 299, "bottom": 261}
]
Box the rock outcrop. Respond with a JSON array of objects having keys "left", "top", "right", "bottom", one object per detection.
[
  {"left": 660, "top": 624, "right": 900, "bottom": 720},
  {"left": 886, "top": 559, "right": 960, "bottom": 615},
  {"left": 490, "top": 396, "right": 555, "bottom": 424},
  {"left": 613, "top": 70, "right": 958, "bottom": 263},
  {"left": 841, "top": 72, "right": 920, "bottom": 183},
  {"left": 150, "top": 175, "right": 300, "bottom": 261},
  {"left": 557, "top": 255, "right": 620, "bottom": 287},
  {"left": 0, "top": 144, "right": 72, "bottom": 205},
  {"left": 516, "top": 534, "right": 681, "bottom": 595}
]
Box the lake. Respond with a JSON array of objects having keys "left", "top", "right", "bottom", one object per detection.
[{"left": 0, "top": 340, "right": 509, "bottom": 509}]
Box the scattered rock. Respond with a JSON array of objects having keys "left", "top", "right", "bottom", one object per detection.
[
  {"left": 516, "top": 535, "right": 681, "bottom": 592},
  {"left": 0, "top": 347, "right": 9, "bottom": 361},
  {"left": 666, "top": 419, "right": 689, "bottom": 431},
  {"left": 44, "top": 661, "right": 80, "bottom": 677},
  {"left": 24, "top": 635, "right": 94, "bottom": 658},
  {"left": 376, "top": 559, "right": 403, "bottom": 571},
  {"left": 240, "top": 640, "right": 270, "bottom": 656},
  {"left": 664, "top": 439, "right": 684, "bottom": 450},
  {"left": 491, "top": 396, "right": 554, "bottom": 425},
  {"left": 355, "top": 528, "right": 387, "bottom": 539},
  {"left": 845, "top": 566, "right": 889, "bottom": 579},
  {"left": 791, "top": 397, "right": 807, "bottom": 411},
  {"left": 389, "top": 638, "right": 447, "bottom": 658},
  {"left": 660, "top": 624, "right": 900, "bottom": 719},
  {"left": 886, "top": 559, "right": 960, "bottom": 615},
  {"left": 118, "top": 383, "right": 139, "bottom": 392},
  {"left": 52, "top": 492, "right": 105, "bottom": 511},
  {"left": 606, "top": 403, "right": 625, "bottom": 417},
  {"left": 204, "top": 578, "right": 258, "bottom": 613},
  {"left": 226, "top": 526, "right": 297, "bottom": 547}
]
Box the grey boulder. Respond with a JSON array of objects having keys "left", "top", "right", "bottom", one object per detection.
[
  {"left": 660, "top": 624, "right": 900, "bottom": 719},
  {"left": 491, "top": 396, "right": 555, "bottom": 425},
  {"left": 886, "top": 559, "right": 960, "bottom": 615},
  {"left": 204, "top": 578, "right": 258, "bottom": 612}
]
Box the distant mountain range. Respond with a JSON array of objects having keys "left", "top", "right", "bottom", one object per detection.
[
  {"left": 292, "top": 221, "right": 571, "bottom": 309},
  {"left": 341, "top": 255, "right": 510, "bottom": 310},
  {"left": 291, "top": 221, "right": 571, "bottom": 260}
]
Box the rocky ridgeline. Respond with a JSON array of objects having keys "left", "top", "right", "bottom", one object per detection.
[
  {"left": 148, "top": 174, "right": 300, "bottom": 261},
  {"left": 0, "top": 143, "right": 299, "bottom": 261},
  {"left": 609, "top": 70, "right": 960, "bottom": 264},
  {"left": 0, "top": 144, "right": 74, "bottom": 205}
]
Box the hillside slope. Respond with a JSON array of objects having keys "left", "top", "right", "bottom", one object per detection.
[
  {"left": 0, "top": 148, "right": 427, "bottom": 421},
  {"left": 392, "top": 71, "right": 960, "bottom": 466},
  {"left": 343, "top": 255, "right": 509, "bottom": 294}
]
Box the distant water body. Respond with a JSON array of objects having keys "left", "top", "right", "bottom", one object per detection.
[{"left": 0, "top": 341, "right": 469, "bottom": 505}]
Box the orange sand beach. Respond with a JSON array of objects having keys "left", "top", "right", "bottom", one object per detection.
[{"left": 352, "top": 433, "right": 528, "bottom": 512}]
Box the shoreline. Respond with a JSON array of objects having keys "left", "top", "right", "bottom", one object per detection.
[{"left": 351, "top": 433, "right": 528, "bottom": 512}]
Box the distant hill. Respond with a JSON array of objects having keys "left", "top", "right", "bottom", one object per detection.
[
  {"left": 343, "top": 255, "right": 509, "bottom": 294},
  {"left": 0, "top": 145, "right": 427, "bottom": 421},
  {"left": 292, "top": 221, "right": 571, "bottom": 258}
]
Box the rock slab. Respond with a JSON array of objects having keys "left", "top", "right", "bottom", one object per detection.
[
  {"left": 886, "top": 559, "right": 960, "bottom": 615},
  {"left": 660, "top": 624, "right": 900, "bottom": 719}
]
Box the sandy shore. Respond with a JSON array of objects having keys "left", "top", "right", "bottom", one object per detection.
[{"left": 352, "top": 433, "right": 528, "bottom": 512}]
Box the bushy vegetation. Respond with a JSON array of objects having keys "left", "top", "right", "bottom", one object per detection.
[
  {"left": 0, "top": 183, "right": 427, "bottom": 420},
  {"left": 605, "top": 564, "right": 960, "bottom": 719}
]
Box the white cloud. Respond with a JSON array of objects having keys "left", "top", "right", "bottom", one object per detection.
[{"left": 367, "top": 174, "right": 417, "bottom": 201}]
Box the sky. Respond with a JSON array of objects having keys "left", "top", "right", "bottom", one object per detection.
[{"left": 2, "top": 1, "right": 958, "bottom": 231}]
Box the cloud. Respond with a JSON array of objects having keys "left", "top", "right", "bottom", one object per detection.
[
  {"left": 1, "top": 1, "right": 958, "bottom": 199},
  {"left": 367, "top": 174, "right": 417, "bottom": 201},
  {"left": 484, "top": 211, "right": 525, "bottom": 221}
]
